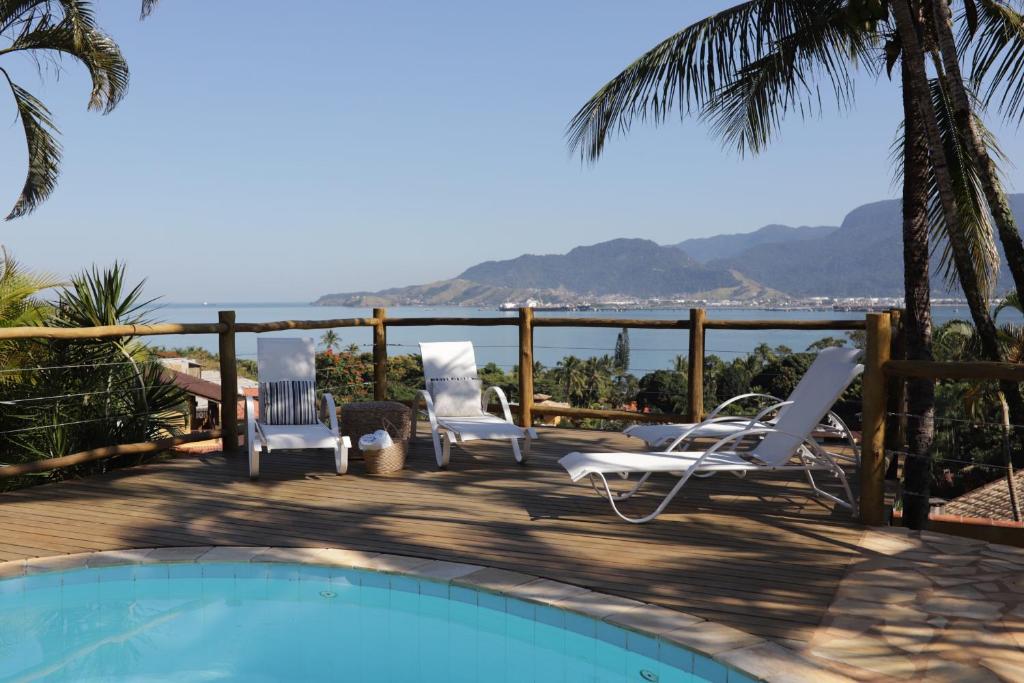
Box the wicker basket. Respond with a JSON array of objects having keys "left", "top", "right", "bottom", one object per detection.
[
  {"left": 362, "top": 419, "right": 408, "bottom": 475},
  {"left": 340, "top": 401, "right": 412, "bottom": 459}
]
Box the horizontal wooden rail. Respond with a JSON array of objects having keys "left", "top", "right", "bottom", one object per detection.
[
  {"left": 703, "top": 319, "right": 864, "bottom": 330},
  {"left": 533, "top": 317, "right": 689, "bottom": 329},
  {"left": 0, "top": 430, "right": 222, "bottom": 478},
  {"left": 531, "top": 405, "right": 688, "bottom": 423},
  {"left": 0, "top": 322, "right": 225, "bottom": 341},
  {"left": 885, "top": 359, "right": 1024, "bottom": 382},
  {"left": 384, "top": 317, "right": 515, "bottom": 327},
  {"left": 235, "top": 318, "right": 379, "bottom": 333}
]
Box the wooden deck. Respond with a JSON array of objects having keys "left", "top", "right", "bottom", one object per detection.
[{"left": 0, "top": 427, "right": 866, "bottom": 647}]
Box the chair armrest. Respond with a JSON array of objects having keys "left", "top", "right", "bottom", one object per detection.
[
  {"left": 683, "top": 425, "right": 825, "bottom": 469},
  {"left": 416, "top": 389, "right": 440, "bottom": 429},
  {"left": 482, "top": 385, "right": 515, "bottom": 423},
  {"left": 321, "top": 393, "right": 339, "bottom": 434},
  {"left": 746, "top": 400, "right": 793, "bottom": 428},
  {"left": 705, "top": 392, "right": 783, "bottom": 420},
  {"left": 245, "top": 396, "right": 265, "bottom": 450}
]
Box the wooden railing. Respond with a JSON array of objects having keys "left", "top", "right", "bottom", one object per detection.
[{"left": 0, "top": 307, "right": 863, "bottom": 471}]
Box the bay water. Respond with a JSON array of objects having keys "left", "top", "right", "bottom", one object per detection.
[{"left": 148, "top": 304, "right": 971, "bottom": 373}]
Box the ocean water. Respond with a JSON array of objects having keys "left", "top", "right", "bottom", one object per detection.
[
  {"left": 0, "top": 563, "right": 741, "bottom": 683},
  {"left": 148, "top": 303, "right": 971, "bottom": 373}
]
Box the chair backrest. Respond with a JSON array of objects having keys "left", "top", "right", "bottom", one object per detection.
[
  {"left": 257, "top": 338, "right": 317, "bottom": 382},
  {"left": 752, "top": 347, "right": 863, "bottom": 466},
  {"left": 256, "top": 338, "right": 319, "bottom": 426},
  {"left": 419, "top": 341, "right": 479, "bottom": 388}
]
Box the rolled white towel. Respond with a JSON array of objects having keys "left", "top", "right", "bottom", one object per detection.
[{"left": 358, "top": 429, "right": 395, "bottom": 451}]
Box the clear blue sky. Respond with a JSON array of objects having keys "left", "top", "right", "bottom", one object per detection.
[{"left": 1, "top": 0, "right": 1023, "bottom": 302}]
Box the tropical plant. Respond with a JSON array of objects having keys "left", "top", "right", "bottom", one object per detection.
[
  {"left": 0, "top": 263, "right": 186, "bottom": 488},
  {"left": 0, "top": 247, "right": 60, "bottom": 380},
  {"left": 933, "top": 292, "right": 1024, "bottom": 520},
  {"left": 0, "top": 1, "right": 131, "bottom": 219},
  {"left": 564, "top": 0, "right": 1024, "bottom": 527},
  {"left": 320, "top": 329, "right": 340, "bottom": 353}
]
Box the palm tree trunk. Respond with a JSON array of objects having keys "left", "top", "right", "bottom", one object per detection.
[
  {"left": 997, "top": 391, "right": 1022, "bottom": 522},
  {"left": 930, "top": 0, "right": 1024, "bottom": 434},
  {"left": 900, "top": 55, "right": 937, "bottom": 530},
  {"left": 892, "top": 0, "right": 1003, "bottom": 369},
  {"left": 931, "top": 0, "right": 1024, "bottom": 296}
]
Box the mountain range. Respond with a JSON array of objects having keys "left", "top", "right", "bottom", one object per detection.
[{"left": 314, "top": 194, "right": 1024, "bottom": 306}]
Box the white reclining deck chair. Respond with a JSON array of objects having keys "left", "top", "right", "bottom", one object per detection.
[
  {"left": 415, "top": 341, "right": 537, "bottom": 469},
  {"left": 624, "top": 347, "right": 860, "bottom": 462},
  {"left": 559, "top": 347, "right": 862, "bottom": 523},
  {"left": 245, "top": 338, "right": 351, "bottom": 480}
]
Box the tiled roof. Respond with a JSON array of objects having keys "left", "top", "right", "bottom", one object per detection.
[
  {"left": 942, "top": 470, "right": 1024, "bottom": 522},
  {"left": 162, "top": 369, "right": 223, "bottom": 402}
]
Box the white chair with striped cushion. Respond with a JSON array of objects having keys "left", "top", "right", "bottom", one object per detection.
[
  {"left": 245, "top": 338, "right": 351, "bottom": 479},
  {"left": 414, "top": 341, "right": 537, "bottom": 469}
]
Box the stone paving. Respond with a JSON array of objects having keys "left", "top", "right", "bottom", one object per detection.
[{"left": 804, "top": 527, "right": 1024, "bottom": 681}]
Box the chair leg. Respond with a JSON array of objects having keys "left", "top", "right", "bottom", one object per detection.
[
  {"left": 512, "top": 435, "right": 530, "bottom": 465},
  {"left": 432, "top": 429, "right": 452, "bottom": 469},
  {"left": 591, "top": 472, "right": 690, "bottom": 524},
  {"left": 249, "top": 445, "right": 262, "bottom": 480},
  {"left": 335, "top": 439, "right": 348, "bottom": 475}
]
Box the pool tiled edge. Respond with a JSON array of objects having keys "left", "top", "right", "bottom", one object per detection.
[{"left": 0, "top": 547, "right": 852, "bottom": 683}]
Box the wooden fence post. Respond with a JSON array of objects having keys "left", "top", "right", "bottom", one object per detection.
[
  {"left": 373, "top": 307, "right": 388, "bottom": 401},
  {"left": 860, "top": 311, "right": 892, "bottom": 526},
  {"left": 519, "top": 307, "right": 534, "bottom": 427},
  {"left": 217, "top": 310, "right": 238, "bottom": 454},
  {"left": 885, "top": 308, "right": 907, "bottom": 478},
  {"left": 687, "top": 308, "right": 706, "bottom": 422}
]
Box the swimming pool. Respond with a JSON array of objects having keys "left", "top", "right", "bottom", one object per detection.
[{"left": 0, "top": 560, "right": 757, "bottom": 683}]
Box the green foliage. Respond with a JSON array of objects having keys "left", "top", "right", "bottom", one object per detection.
[
  {"left": 614, "top": 327, "right": 630, "bottom": 372},
  {"left": 0, "top": 0, "right": 132, "bottom": 219},
  {"left": 1, "top": 262, "right": 187, "bottom": 490}
]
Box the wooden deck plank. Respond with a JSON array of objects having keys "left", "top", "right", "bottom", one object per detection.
[{"left": 0, "top": 427, "right": 866, "bottom": 644}]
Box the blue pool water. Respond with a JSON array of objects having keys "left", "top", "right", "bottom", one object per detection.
[{"left": 0, "top": 563, "right": 753, "bottom": 683}]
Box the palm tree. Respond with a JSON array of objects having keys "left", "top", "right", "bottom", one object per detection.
[
  {"left": 552, "top": 355, "right": 588, "bottom": 406},
  {"left": 564, "top": 0, "right": 1024, "bottom": 527},
  {"left": 0, "top": 1, "right": 130, "bottom": 219},
  {"left": 321, "top": 330, "right": 340, "bottom": 353}
]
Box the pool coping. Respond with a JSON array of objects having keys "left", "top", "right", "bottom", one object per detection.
[{"left": 0, "top": 546, "right": 853, "bottom": 683}]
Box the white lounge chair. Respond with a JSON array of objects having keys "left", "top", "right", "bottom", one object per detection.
[
  {"left": 245, "top": 338, "right": 351, "bottom": 480},
  {"left": 414, "top": 341, "right": 537, "bottom": 469},
  {"left": 559, "top": 347, "right": 862, "bottom": 523},
  {"left": 624, "top": 347, "right": 861, "bottom": 462}
]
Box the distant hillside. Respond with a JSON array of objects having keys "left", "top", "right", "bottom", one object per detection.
[
  {"left": 315, "top": 194, "right": 1024, "bottom": 305},
  {"left": 714, "top": 196, "right": 1024, "bottom": 296},
  {"left": 458, "top": 238, "right": 737, "bottom": 297},
  {"left": 315, "top": 279, "right": 567, "bottom": 307},
  {"left": 675, "top": 224, "right": 837, "bottom": 262},
  {"left": 315, "top": 239, "right": 751, "bottom": 306}
]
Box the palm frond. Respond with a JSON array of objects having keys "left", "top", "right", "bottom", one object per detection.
[
  {"left": 962, "top": 0, "right": 1024, "bottom": 123},
  {"left": 926, "top": 76, "right": 1000, "bottom": 296},
  {"left": 566, "top": 0, "right": 861, "bottom": 161},
  {"left": 701, "top": 9, "right": 880, "bottom": 155},
  {"left": 139, "top": 0, "right": 158, "bottom": 19},
  {"left": 1, "top": 73, "right": 61, "bottom": 220},
  {"left": 5, "top": 2, "right": 129, "bottom": 113}
]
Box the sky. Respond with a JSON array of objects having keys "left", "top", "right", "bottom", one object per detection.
[{"left": 1, "top": 0, "right": 1024, "bottom": 302}]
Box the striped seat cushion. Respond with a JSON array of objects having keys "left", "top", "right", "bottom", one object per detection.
[{"left": 259, "top": 380, "right": 318, "bottom": 425}]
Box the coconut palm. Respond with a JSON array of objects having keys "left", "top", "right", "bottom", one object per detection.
[
  {"left": 552, "top": 355, "right": 588, "bottom": 406},
  {"left": 0, "top": 1, "right": 131, "bottom": 219},
  {"left": 565, "top": 0, "right": 1024, "bottom": 527},
  {"left": 321, "top": 329, "right": 340, "bottom": 353}
]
